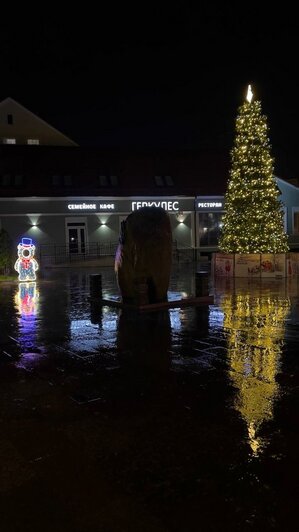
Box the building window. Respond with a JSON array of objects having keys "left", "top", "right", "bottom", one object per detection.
[
  {"left": 27, "top": 139, "right": 40, "bottom": 145},
  {"left": 7, "top": 114, "right": 13, "bottom": 125},
  {"left": 154, "top": 175, "right": 174, "bottom": 186},
  {"left": 3, "top": 138, "right": 16, "bottom": 144},
  {"left": 0, "top": 174, "right": 11, "bottom": 186},
  {"left": 0, "top": 174, "right": 23, "bottom": 187},
  {"left": 64, "top": 175, "right": 72, "bottom": 186},
  {"left": 14, "top": 175, "right": 24, "bottom": 186},
  {"left": 52, "top": 175, "right": 61, "bottom": 186},
  {"left": 154, "top": 175, "right": 164, "bottom": 186},
  {"left": 165, "top": 175, "right": 174, "bottom": 186},
  {"left": 110, "top": 175, "right": 118, "bottom": 186},
  {"left": 51, "top": 175, "right": 72, "bottom": 186},
  {"left": 198, "top": 212, "right": 224, "bottom": 246},
  {"left": 293, "top": 212, "right": 299, "bottom": 234},
  {"left": 97, "top": 175, "right": 119, "bottom": 187},
  {"left": 98, "top": 175, "right": 108, "bottom": 186}
]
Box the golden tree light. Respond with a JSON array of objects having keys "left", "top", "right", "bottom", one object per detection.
[
  {"left": 221, "top": 287, "right": 290, "bottom": 456},
  {"left": 219, "top": 86, "right": 289, "bottom": 254}
]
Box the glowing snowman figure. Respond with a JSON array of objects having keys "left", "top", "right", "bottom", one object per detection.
[{"left": 14, "top": 237, "right": 39, "bottom": 281}]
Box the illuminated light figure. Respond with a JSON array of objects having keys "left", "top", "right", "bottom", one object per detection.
[{"left": 14, "top": 237, "right": 39, "bottom": 281}]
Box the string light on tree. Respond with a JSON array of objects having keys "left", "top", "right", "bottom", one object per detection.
[{"left": 219, "top": 84, "right": 289, "bottom": 254}]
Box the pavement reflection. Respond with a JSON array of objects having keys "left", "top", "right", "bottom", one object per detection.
[
  {"left": 215, "top": 277, "right": 291, "bottom": 456},
  {"left": 1, "top": 266, "right": 299, "bottom": 530},
  {"left": 117, "top": 310, "right": 171, "bottom": 372}
]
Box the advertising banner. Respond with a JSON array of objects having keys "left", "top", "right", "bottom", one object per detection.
[
  {"left": 287, "top": 252, "right": 299, "bottom": 276},
  {"left": 293, "top": 253, "right": 299, "bottom": 275},
  {"left": 235, "top": 254, "right": 261, "bottom": 277},
  {"left": 214, "top": 253, "right": 292, "bottom": 278},
  {"left": 274, "top": 254, "right": 286, "bottom": 278},
  {"left": 213, "top": 253, "right": 234, "bottom": 277},
  {"left": 261, "top": 254, "right": 275, "bottom": 278}
]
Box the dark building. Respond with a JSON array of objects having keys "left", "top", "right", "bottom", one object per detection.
[{"left": 1, "top": 98, "right": 299, "bottom": 265}]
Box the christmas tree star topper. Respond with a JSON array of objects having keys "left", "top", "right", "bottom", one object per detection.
[{"left": 246, "top": 84, "right": 253, "bottom": 103}]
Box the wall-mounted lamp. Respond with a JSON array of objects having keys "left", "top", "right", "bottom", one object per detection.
[
  {"left": 176, "top": 212, "right": 185, "bottom": 223},
  {"left": 98, "top": 215, "right": 109, "bottom": 226},
  {"left": 28, "top": 214, "right": 41, "bottom": 228}
]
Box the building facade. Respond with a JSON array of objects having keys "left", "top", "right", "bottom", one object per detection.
[
  {"left": 0, "top": 98, "right": 77, "bottom": 147},
  {"left": 1, "top": 98, "right": 299, "bottom": 264},
  {"left": 0, "top": 195, "right": 195, "bottom": 264}
]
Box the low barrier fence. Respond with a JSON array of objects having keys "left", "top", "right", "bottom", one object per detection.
[
  {"left": 38, "top": 241, "right": 213, "bottom": 267},
  {"left": 38, "top": 241, "right": 119, "bottom": 265}
]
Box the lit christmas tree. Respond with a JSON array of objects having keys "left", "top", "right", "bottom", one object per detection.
[{"left": 219, "top": 85, "right": 289, "bottom": 253}]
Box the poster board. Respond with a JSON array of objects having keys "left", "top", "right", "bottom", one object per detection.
[
  {"left": 274, "top": 254, "right": 286, "bottom": 278},
  {"left": 261, "top": 254, "right": 275, "bottom": 278},
  {"left": 214, "top": 253, "right": 290, "bottom": 277},
  {"left": 294, "top": 253, "right": 299, "bottom": 275},
  {"left": 286, "top": 252, "right": 299, "bottom": 276},
  {"left": 235, "top": 254, "right": 261, "bottom": 277},
  {"left": 213, "top": 253, "right": 234, "bottom": 277}
]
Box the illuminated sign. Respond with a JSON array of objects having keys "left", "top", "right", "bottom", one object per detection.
[
  {"left": 196, "top": 197, "right": 225, "bottom": 211},
  {"left": 67, "top": 202, "right": 115, "bottom": 211},
  {"left": 131, "top": 200, "right": 179, "bottom": 211},
  {"left": 99, "top": 203, "right": 115, "bottom": 210},
  {"left": 198, "top": 202, "right": 223, "bottom": 208},
  {"left": 68, "top": 203, "right": 97, "bottom": 210}
]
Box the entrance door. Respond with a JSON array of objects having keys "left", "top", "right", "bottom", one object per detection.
[{"left": 67, "top": 223, "right": 86, "bottom": 254}]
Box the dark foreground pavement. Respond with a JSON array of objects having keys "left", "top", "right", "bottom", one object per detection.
[{"left": 1, "top": 266, "right": 299, "bottom": 531}]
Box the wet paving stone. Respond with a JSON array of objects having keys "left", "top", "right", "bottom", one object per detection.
[{"left": 1, "top": 264, "right": 299, "bottom": 530}]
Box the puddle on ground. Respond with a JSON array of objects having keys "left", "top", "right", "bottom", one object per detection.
[{"left": 1, "top": 264, "right": 299, "bottom": 528}]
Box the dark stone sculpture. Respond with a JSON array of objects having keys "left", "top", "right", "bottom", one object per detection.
[{"left": 115, "top": 207, "right": 172, "bottom": 304}]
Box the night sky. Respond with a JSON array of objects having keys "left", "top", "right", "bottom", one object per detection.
[{"left": 1, "top": 5, "right": 299, "bottom": 177}]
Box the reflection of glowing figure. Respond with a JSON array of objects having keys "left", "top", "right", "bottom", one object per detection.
[
  {"left": 15, "top": 282, "right": 38, "bottom": 317},
  {"left": 221, "top": 287, "right": 290, "bottom": 456},
  {"left": 14, "top": 237, "right": 39, "bottom": 281},
  {"left": 14, "top": 282, "right": 41, "bottom": 366}
]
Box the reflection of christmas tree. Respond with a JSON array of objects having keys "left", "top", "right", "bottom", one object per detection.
[
  {"left": 221, "top": 289, "right": 290, "bottom": 456},
  {"left": 219, "top": 85, "right": 289, "bottom": 253}
]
